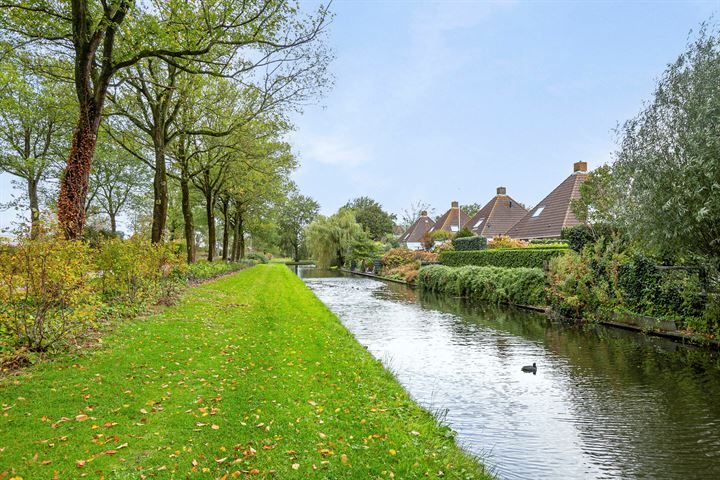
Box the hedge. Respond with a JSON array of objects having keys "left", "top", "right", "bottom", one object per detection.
[
  {"left": 417, "top": 264, "right": 547, "bottom": 306},
  {"left": 452, "top": 235, "right": 487, "bottom": 251},
  {"left": 439, "top": 247, "right": 569, "bottom": 269}
]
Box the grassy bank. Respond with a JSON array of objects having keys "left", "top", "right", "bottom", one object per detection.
[{"left": 0, "top": 264, "right": 488, "bottom": 479}]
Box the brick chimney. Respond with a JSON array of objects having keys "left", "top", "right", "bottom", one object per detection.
[
  {"left": 420, "top": 210, "right": 427, "bottom": 216},
  {"left": 451, "top": 201, "right": 459, "bottom": 208},
  {"left": 496, "top": 186, "right": 507, "bottom": 195},
  {"left": 574, "top": 161, "right": 588, "bottom": 173}
]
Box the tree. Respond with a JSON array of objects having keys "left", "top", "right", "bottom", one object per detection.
[
  {"left": 0, "top": 68, "right": 70, "bottom": 238},
  {"left": 460, "top": 203, "right": 482, "bottom": 218},
  {"left": 219, "top": 126, "right": 296, "bottom": 261},
  {"left": 1, "top": 0, "right": 330, "bottom": 238},
  {"left": 454, "top": 227, "right": 474, "bottom": 239},
  {"left": 399, "top": 200, "right": 435, "bottom": 228},
  {"left": 277, "top": 192, "right": 320, "bottom": 261},
  {"left": 613, "top": 23, "right": 720, "bottom": 265},
  {"left": 344, "top": 196, "right": 395, "bottom": 241},
  {"left": 305, "top": 209, "right": 365, "bottom": 268},
  {"left": 570, "top": 165, "right": 618, "bottom": 225},
  {"left": 88, "top": 142, "right": 147, "bottom": 235}
]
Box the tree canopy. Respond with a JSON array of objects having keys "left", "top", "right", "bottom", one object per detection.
[
  {"left": 612, "top": 24, "right": 720, "bottom": 264},
  {"left": 343, "top": 196, "right": 395, "bottom": 241}
]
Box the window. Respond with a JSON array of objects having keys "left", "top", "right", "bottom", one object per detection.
[
  {"left": 532, "top": 206, "right": 545, "bottom": 218},
  {"left": 450, "top": 225, "right": 459, "bottom": 232},
  {"left": 474, "top": 218, "right": 485, "bottom": 228}
]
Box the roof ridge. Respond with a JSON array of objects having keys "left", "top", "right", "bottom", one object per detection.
[
  {"left": 561, "top": 175, "right": 580, "bottom": 230},
  {"left": 483, "top": 196, "right": 501, "bottom": 236}
]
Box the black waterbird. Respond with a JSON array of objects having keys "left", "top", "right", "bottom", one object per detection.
[{"left": 521, "top": 362, "right": 537, "bottom": 374}]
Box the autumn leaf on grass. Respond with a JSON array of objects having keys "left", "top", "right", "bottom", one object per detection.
[{"left": 51, "top": 417, "right": 71, "bottom": 428}]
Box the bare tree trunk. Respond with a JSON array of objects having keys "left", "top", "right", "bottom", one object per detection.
[
  {"left": 150, "top": 139, "right": 167, "bottom": 244},
  {"left": 28, "top": 178, "right": 40, "bottom": 239},
  {"left": 231, "top": 207, "right": 241, "bottom": 261},
  {"left": 205, "top": 190, "right": 216, "bottom": 261},
  {"left": 237, "top": 213, "right": 245, "bottom": 259},
  {"left": 221, "top": 199, "right": 229, "bottom": 261},
  {"left": 58, "top": 107, "right": 101, "bottom": 239},
  {"left": 180, "top": 176, "right": 195, "bottom": 263}
]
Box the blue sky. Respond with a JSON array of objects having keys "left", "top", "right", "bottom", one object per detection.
[
  {"left": 289, "top": 0, "right": 719, "bottom": 218},
  {"left": 1, "top": 0, "right": 718, "bottom": 230}
]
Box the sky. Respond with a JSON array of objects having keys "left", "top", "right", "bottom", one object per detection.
[
  {"left": 288, "top": 0, "right": 719, "bottom": 218},
  {"left": 1, "top": 0, "right": 719, "bottom": 230}
]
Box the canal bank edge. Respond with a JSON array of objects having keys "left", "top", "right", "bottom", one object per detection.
[{"left": 341, "top": 268, "right": 719, "bottom": 349}]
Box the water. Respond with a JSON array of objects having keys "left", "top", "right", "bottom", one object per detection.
[{"left": 298, "top": 268, "right": 720, "bottom": 480}]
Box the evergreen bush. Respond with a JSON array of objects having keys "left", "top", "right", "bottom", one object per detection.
[
  {"left": 417, "top": 264, "right": 547, "bottom": 306},
  {"left": 440, "top": 247, "right": 568, "bottom": 269},
  {"left": 452, "top": 235, "right": 487, "bottom": 251}
]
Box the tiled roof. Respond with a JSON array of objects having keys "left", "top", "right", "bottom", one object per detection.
[
  {"left": 464, "top": 189, "right": 528, "bottom": 238},
  {"left": 399, "top": 214, "right": 435, "bottom": 243},
  {"left": 506, "top": 171, "right": 588, "bottom": 239},
  {"left": 428, "top": 202, "right": 470, "bottom": 235}
]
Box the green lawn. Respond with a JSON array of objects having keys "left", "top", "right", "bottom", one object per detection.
[{"left": 0, "top": 264, "right": 489, "bottom": 479}]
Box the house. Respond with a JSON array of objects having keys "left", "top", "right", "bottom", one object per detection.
[
  {"left": 427, "top": 201, "right": 470, "bottom": 236},
  {"left": 398, "top": 210, "right": 435, "bottom": 250},
  {"left": 464, "top": 187, "right": 528, "bottom": 239},
  {"left": 506, "top": 162, "right": 589, "bottom": 240}
]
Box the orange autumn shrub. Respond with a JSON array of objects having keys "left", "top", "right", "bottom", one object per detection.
[{"left": 488, "top": 235, "right": 527, "bottom": 249}]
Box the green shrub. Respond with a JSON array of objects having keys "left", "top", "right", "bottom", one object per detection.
[
  {"left": 452, "top": 235, "right": 487, "bottom": 251},
  {"left": 431, "top": 230, "right": 453, "bottom": 242},
  {"left": 95, "top": 237, "right": 185, "bottom": 305},
  {"left": 417, "top": 264, "right": 547, "bottom": 306},
  {"left": 546, "top": 243, "right": 709, "bottom": 330},
  {"left": 561, "top": 224, "right": 615, "bottom": 252},
  {"left": 0, "top": 232, "right": 254, "bottom": 356},
  {"left": 526, "top": 243, "right": 569, "bottom": 249},
  {"left": 453, "top": 227, "right": 474, "bottom": 239},
  {"left": 0, "top": 236, "right": 101, "bottom": 352},
  {"left": 246, "top": 252, "right": 269, "bottom": 264},
  {"left": 381, "top": 248, "right": 438, "bottom": 269},
  {"left": 529, "top": 238, "right": 569, "bottom": 246},
  {"left": 440, "top": 247, "right": 568, "bottom": 269}
]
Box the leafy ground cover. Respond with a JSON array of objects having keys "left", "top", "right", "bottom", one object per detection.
[{"left": 0, "top": 264, "right": 488, "bottom": 479}]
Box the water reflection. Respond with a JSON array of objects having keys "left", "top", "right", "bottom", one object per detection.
[{"left": 298, "top": 268, "right": 720, "bottom": 479}]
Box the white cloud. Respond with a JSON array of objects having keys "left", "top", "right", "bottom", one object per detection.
[{"left": 297, "top": 133, "right": 372, "bottom": 168}]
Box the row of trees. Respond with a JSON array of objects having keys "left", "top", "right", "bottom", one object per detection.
[{"left": 0, "top": 0, "right": 331, "bottom": 261}]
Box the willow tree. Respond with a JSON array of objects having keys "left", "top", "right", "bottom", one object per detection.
[
  {"left": 0, "top": 0, "right": 330, "bottom": 238},
  {"left": 305, "top": 209, "right": 366, "bottom": 268},
  {"left": 614, "top": 23, "right": 720, "bottom": 265}
]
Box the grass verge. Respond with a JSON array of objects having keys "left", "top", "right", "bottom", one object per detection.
[{"left": 0, "top": 264, "right": 489, "bottom": 479}]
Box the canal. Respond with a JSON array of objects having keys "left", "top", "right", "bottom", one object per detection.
[{"left": 297, "top": 267, "right": 720, "bottom": 479}]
